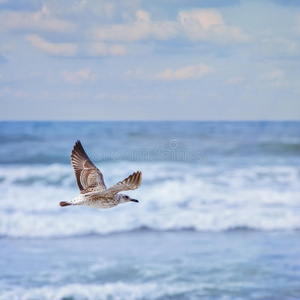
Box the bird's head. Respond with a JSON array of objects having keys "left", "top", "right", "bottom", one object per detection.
[{"left": 118, "top": 194, "right": 139, "bottom": 204}]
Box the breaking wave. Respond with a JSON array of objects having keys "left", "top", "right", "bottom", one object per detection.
[
  {"left": 0, "top": 282, "right": 210, "bottom": 300},
  {"left": 0, "top": 163, "right": 299, "bottom": 238}
]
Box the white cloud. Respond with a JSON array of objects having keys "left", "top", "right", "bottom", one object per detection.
[
  {"left": 179, "top": 9, "right": 225, "bottom": 31},
  {"left": 109, "top": 44, "right": 127, "bottom": 56},
  {"left": 0, "top": 43, "right": 16, "bottom": 53},
  {"left": 156, "top": 63, "right": 214, "bottom": 80},
  {"left": 61, "top": 68, "right": 97, "bottom": 85},
  {"left": 26, "top": 34, "right": 78, "bottom": 56},
  {"left": 267, "top": 70, "right": 285, "bottom": 80},
  {"left": 259, "top": 36, "right": 299, "bottom": 57},
  {"left": 227, "top": 76, "right": 245, "bottom": 85},
  {"left": 93, "top": 8, "right": 250, "bottom": 44},
  {"left": 264, "top": 69, "right": 291, "bottom": 88},
  {"left": 88, "top": 43, "right": 127, "bottom": 56},
  {"left": 94, "top": 9, "right": 177, "bottom": 42},
  {"left": 178, "top": 9, "right": 251, "bottom": 43},
  {"left": 0, "top": 86, "right": 27, "bottom": 99},
  {"left": 136, "top": 9, "right": 150, "bottom": 22},
  {"left": 0, "top": 7, "right": 76, "bottom": 33}
]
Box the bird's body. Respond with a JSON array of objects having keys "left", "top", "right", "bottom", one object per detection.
[
  {"left": 60, "top": 141, "right": 142, "bottom": 209},
  {"left": 65, "top": 192, "right": 124, "bottom": 209}
]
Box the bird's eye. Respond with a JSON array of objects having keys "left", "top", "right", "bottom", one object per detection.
[{"left": 125, "top": 196, "right": 129, "bottom": 199}]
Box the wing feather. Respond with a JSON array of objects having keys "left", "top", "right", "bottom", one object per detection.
[
  {"left": 99, "top": 171, "right": 142, "bottom": 197},
  {"left": 71, "top": 140, "right": 106, "bottom": 192}
]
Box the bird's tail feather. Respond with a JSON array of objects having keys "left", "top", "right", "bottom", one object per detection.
[{"left": 60, "top": 201, "right": 71, "bottom": 207}]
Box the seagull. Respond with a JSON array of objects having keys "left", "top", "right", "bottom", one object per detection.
[{"left": 60, "top": 140, "right": 142, "bottom": 209}]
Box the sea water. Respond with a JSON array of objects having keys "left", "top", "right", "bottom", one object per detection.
[{"left": 0, "top": 121, "right": 299, "bottom": 299}]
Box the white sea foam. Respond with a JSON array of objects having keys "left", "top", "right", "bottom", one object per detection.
[
  {"left": 0, "top": 163, "right": 299, "bottom": 237},
  {"left": 0, "top": 282, "right": 212, "bottom": 300}
]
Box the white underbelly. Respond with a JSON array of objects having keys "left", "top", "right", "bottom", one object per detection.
[{"left": 83, "top": 200, "right": 118, "bottom": 209}]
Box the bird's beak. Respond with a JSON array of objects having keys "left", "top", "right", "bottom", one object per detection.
[{"left": 131, "top": 199, "right": 139, "bottom": 203}]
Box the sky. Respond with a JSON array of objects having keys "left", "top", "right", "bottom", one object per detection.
[{"left": 0, "top": 0, "right": 300, "bottom": 120}]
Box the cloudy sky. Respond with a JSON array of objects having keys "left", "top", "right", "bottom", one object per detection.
[{"left": 0, "top": 0, "right": 300, "bottom": 120}]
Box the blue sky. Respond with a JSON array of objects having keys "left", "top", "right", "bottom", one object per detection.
[{"left": 0, "top": 0, "right": 300, "bottom": 120}]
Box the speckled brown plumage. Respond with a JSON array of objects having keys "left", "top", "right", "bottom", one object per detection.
[{"left": 59, "top": 140, "right": 142, "bottom": 209}]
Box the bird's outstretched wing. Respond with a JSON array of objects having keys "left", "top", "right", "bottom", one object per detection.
[
  {"left": 99, "top": 171, "right": 142, "bottom": 197},
  {"left": 71, "top": 140, "right": 106, "bottom": 193}
]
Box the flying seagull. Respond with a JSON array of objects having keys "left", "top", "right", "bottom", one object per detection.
[{"left": 60, "top": 140, "right": 142, "bottom": 209}]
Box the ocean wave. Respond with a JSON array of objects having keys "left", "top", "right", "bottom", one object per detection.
[
  {"left": 0, "top": 163, "right": 299, "bottom": 188},
  {"left": 1, "top": 197, "right": 299, "bottom": 238},
  {"left": 0, "top": 163, "right": 299, "bottom": 238},
  {"left": 1, "top": 142, "right": 299, "bottom": 165},
  {"left": 0, "top": 164, "right": 74, "bottom": 187},
  {"left": 0, "top": 282, "right": 207, "bottom": 300}
]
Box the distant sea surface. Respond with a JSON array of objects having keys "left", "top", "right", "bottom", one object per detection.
[{"left": 0, "top": 121, "right": 299, "bottom": 299}]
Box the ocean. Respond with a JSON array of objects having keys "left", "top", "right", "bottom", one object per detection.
[{"left": 0, "top": 121, "right": 299, "bottom": 300}]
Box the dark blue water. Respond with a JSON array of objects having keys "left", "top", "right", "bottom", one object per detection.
[{"left": 0, "top": 121, "right": 299, "bottom": 299}]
